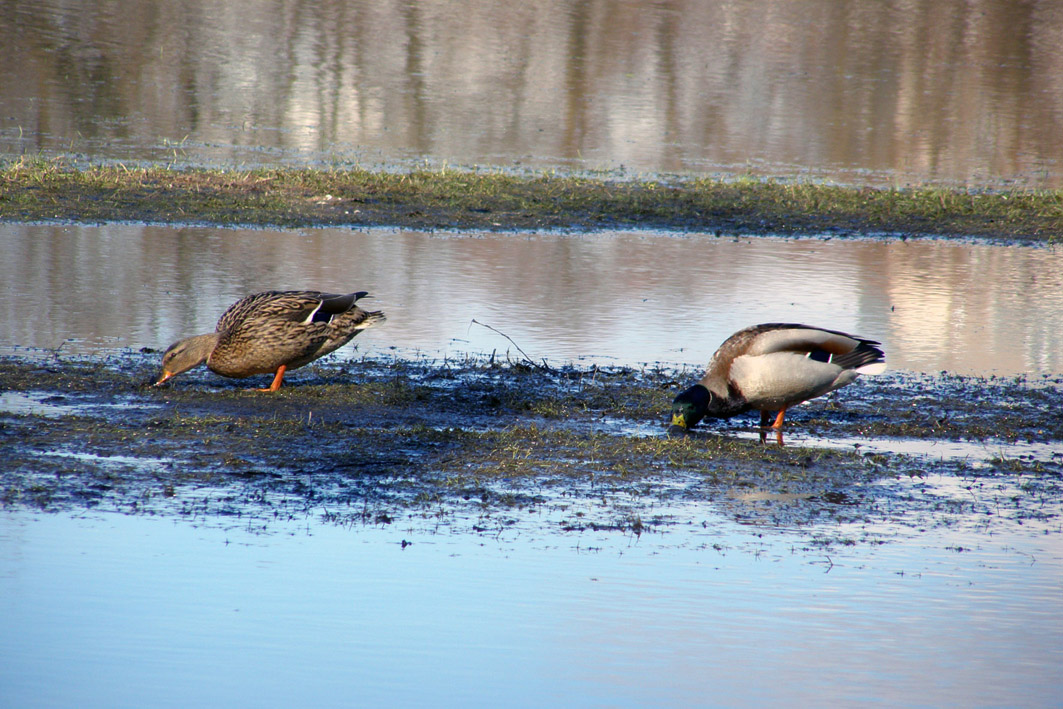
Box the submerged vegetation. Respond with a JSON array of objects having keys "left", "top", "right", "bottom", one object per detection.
[{"left": 1, "top": 156, "right": 1060, "bottom": 240}]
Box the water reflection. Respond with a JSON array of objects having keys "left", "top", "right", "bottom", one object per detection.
[
  {"left": 1, "top": 223, "right": 1061, "bottom": 376},
  {"left": 1, "top": 510, "right": 1061, "bottom": 707},
  {"left": 1, "top": 0, "right": 1060, "bottom": 186}
]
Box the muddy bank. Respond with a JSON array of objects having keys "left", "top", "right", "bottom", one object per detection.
[{"left": 2, "top": 352, "right": 1060, "bottom": 544}]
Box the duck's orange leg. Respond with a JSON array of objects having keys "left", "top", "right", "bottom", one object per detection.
[
  {"left": 258, "top": 364, "right": 287, "bottom": 392},
  {"left": 759, "top": 409, "right": 788, "bottom": 429},
  {"left": 758, "top": 409, "right": 787, "bottom": 445}
]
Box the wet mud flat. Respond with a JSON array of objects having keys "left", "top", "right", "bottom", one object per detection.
[{"left": 1, "top": 352, "right": 1060, "bottom": 547}]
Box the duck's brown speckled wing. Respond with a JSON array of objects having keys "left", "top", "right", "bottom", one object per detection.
[
  {"left": 207, "top": 290, "right": 384, "bottom": 379},
  {"left": 215, "top": 291, "right": 331, "bottom": 332}
]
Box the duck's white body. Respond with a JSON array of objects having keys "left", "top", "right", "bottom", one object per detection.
[{"left": 671, "top": 323, "right": 886, "bottom": 432}]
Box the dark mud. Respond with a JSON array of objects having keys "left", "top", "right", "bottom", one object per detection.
[{"left": 1, "top": 352, "right": 1060, "bottom": 545}]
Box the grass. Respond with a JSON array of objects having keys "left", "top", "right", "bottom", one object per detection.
[{"left": 1, "top": 156, "right": 1060, "bottom": 240}]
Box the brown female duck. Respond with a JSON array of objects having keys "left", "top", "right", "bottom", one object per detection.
[
  {"left": 155, "top": 290, "right": 385, "bottom": 391},
  {"left": 670, "top": 323, "right": 885, "bottom": 434}
]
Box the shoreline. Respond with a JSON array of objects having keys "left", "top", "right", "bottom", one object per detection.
[
  {"left": 2, "top": 352, "right": 1059, "bottom": 541},
  {"left": 2, "top": 157, "right": 1060, "bottom": 241}
]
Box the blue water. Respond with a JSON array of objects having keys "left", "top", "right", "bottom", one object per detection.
[{"left": 2, "top": 509, "right": 1060, "bottom": 707}]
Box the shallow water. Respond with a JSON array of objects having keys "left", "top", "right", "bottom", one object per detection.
[
  {"left": 1, "top": 509, "right": 1060, "bottom": 707},
  {"left": 2, "top": 223, "right": 1061, "bottom": 376},
  {"left": 1, "top": 0, "right": 1060, "bottom": 187},
  {"left": 2, "top": 224, "right": 1061, "bottom": 704},
  {"left": 3, "top": 2, "right": 1062, "bottom": 700}
]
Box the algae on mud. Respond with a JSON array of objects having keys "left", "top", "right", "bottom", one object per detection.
[
  {"left": 2, "top": 353, "right": 1060, "bottom": 543},
  {"left": 1, "top": 157, "right": 1061, "bottom": 240}
]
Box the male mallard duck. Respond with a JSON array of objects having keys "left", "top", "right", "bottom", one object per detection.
[
  {"left": 670, "top": 323, "right": 885, "bottom": 434},
  {"left": 155, "top": 290, "right": 385, "bottom": 391}
]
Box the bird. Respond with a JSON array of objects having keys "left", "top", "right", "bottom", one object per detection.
[
  {"left": 154, "top": 290, "right": 385, "bottom": 391},
  {"left": 669, "top": 323, "right": 885, "bottom": 435}
]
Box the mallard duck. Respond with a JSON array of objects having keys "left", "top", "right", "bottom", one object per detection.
[
  {"left": 154, "top": 290, "right": 385, "bottom": 391},
  {"left": 670, "top": 323, "right": 885, "bottom": 434}
]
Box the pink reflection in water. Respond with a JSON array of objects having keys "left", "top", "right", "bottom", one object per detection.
[{"left": 1, "top": 224, "right": 1061, "bottom": 376}]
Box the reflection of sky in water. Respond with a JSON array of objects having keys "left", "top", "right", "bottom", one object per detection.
[
  {"left": 731, "top": 428, "right": 1063, "bottom": 467},
  {"left": 1, "top": 510, "right": 1060, "bottom": 706},
  {"left": 0, "top": 391, "right": 163, "bottom": 418},
  {"left": 2, "top": 224, "right": 1061, "bottom": 376}
]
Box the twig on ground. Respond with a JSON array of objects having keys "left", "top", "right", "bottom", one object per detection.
[{"left": 470, "top": 319, "right": 553, "bottom": 371}]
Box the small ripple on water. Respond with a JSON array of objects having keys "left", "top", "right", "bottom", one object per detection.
[
  {"left": 730, "top": 428, "right": 1063, "bottom": 466},
  {"left": 0, "top": 390, "right": 163, "bottom": 418}
]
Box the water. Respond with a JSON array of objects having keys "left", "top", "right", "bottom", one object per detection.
[
  {"left": 1, "top": 226, "right": 1061, "bottom": 705},
  {"left": 2, "top": 223, "right": 1062, "bottom": 376},
  {"left": 1, "top": 0, "right": 1060, "bottom": 187},
  {"left": 3, "top": 1, "right": 1062, "bottom": 703},
  {"left": 1, "top": 510, "right": 1060, "bottom": 708}
]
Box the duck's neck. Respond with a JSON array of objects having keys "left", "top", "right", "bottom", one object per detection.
[
  {"left": 173, "top": 333, "right": 222, "bottom": 370},
  {"left": 699, "top": 373, "right": 749, "bottom": 418}
]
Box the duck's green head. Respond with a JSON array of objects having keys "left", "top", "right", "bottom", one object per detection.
[{"left": 669, "top": 384, "right": 711, "bottom": 435}]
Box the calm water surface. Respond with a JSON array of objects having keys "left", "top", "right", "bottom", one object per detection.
[
  {"left": 2, "top": 223, "right": 1061, "bottom": 376},
  {"left": 3, "top": 1, "right": 1062, "bottom": 703},
  {"left": 1, "top": 0, "right": 1060, "bottom": 186},
  {"left": 1, "top": 509, "right": 1061, "bottom": 708},
  {"left": 3, "top": 224, "right": 1061, "bottom": 703}
]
